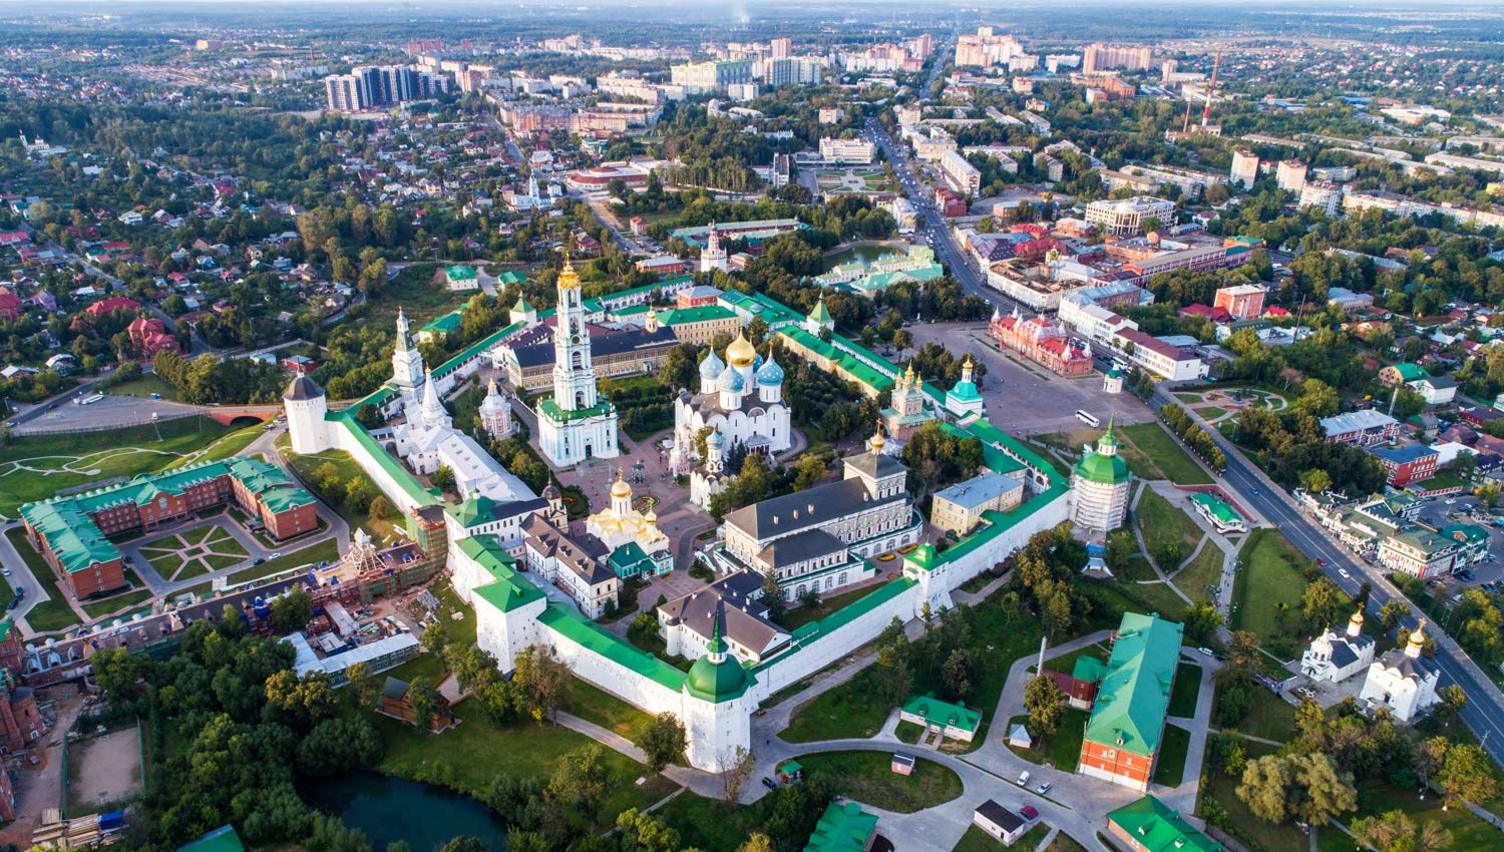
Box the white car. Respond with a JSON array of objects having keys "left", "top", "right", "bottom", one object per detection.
[
  {"left": 1338, "top": 568, "right": 1350, "bottom": 579},
  {"left": 1017, "top": 771, "right": 1030, "bottom": 786}
]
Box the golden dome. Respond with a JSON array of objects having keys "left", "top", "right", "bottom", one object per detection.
[
  {"left": 610, "top": 468, "right": 632, "bottom": 499},
  {"left": 870, "top": 421, "right": 886, "bottom": 453},
  {"left": 726, "top": 332, "right": 756, "bottom": 368},
  {"left": 645, "top": 508, "right": 658, "bottom": 525},
  {"left": 1349, "top": 608, "right": 1364, "bottom": 626},
  {"left": 1409, "top": 619, "right": 1427, "bottom": 646},
  {"left": 558, "top": 252, "right": 580, "bottom": 289}
]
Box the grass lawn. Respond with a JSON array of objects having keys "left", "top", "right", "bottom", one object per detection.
[
  {"left": 178, "top": 423, "right": 266, "bottom": 465},
  {"left": 1349, "top": 780, "right": 1500, "bottom": 849},
  {"left": 781, "top": 582, "right": 883, "bottom": 631},
  {"left": 794, "top": 750, "right": 963, "bottom": 813},
  {"left": 1226, "top": 687, "right": 1295, "bottom": 742},
  {"left": 82, "top": 588, "right": 154, "bottom": 619},
  {"left": 6, "top": 527, "right": 80, "bottom": 632},
  {"left": 279, "top": 437, "right": 396, "bottom": 541},
  {"left": 782, "top": 587, "right": 1044, "bottom": 748},
  {"left": 1171, "top": 543, "right": 1226, "bottom": 604},
  {"left": 1168, "top": 662, "right": 1202, "bottom": 718},
  {"left": 1046, "top": 833, "right": 1088, "bottom": 852},
  {"left": 1118, "top": 554, "right": 1160, "bottom": 583},
  {"left": 104, "top": 372, "right": 177, "bottom": 400},
  {"left": 563, "top": 677, "right": 656, "bottom": 746},
  {"left": 1082, "top": 576, "right": 1188, "bottom": 629},
  {"left": 1119, "top": 422, "right": 1214, "bottom": 485},
  {"left": 895, "top": 720, "right": 924, "bottom": 744},
  {"left": 1151, "top": 723, "right": 1192, "bottom": 787},
  {"left": 1231, "top": 529, "right": 1336, "bottom": 659},
  {"left": 1135, "top": 489, "right": 1205, "bottom": 570},
  {"left": 1040, "top": 644, "right": 1107, "bottom": 677},
  {"left": 369, "top": 700, "right": 676, "bottom": 832},
  {"left": 0, "top": 416, "right": 234, "bottom": 517},
  {"left": 1006, "top": 710, "right": 1088, "bottom": 772},
  {"left": 654, "top": 791, "right": 785, "bottom": 852},
  {"left": 227, "top": 538, "right": 340, "bottom": 584},
  {"left": 953, "top": 823, "right": 1050, "bottom": 851},
  {"left": 1198, "top": 406, "right": 1228, "bottom": 420}
]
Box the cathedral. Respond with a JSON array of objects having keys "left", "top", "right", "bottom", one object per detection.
[
  {"left": 537, "top": 256, "right": 620, "bottom": 467},
  {"left": 671, "top": 333, "right": 791, "bottom": 510},
  {"left": 586, "top": 469, "right": 673, "bottom": 576},
  {"left": 880, "top": 361, "right": 938, "bottom": 444}
]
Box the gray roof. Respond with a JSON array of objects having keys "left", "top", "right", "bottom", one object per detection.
[
  {"left": 1320, "top": 409, "right": 1398, "bottom": 437},
  {"left": 844, "top": 451, "right": 907, "bottom": 481},
  {"left": 934, "top": 471, "right": 1023, "bottom": 511},
  {"left": 975, "top": 800, "right": 1024, "bottom": 833},
  {"left": 757, "top": 527, "right": 848, "bottom": 569},
  {"left": 381, "top": 676, "right": 409, "bottom": 700},
  {"left": 1376, "top": 648, "right": 1439, "bottom": 680},
  {"left": 510, "top": 325, "right": 678, "bottom": 368},
  {"left": 658, "top": 574, "right": 788, "bottom": 654},
  {"left": 724, "top": 476, "right": 906, "bottom": 542},
  {"left": 284, "top": 374, "right": 324, "bottom": 401},
  {"left": 524, "top": 516, "right": 615, "bottom": 586}
]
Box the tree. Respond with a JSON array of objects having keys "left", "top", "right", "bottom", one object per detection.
[
  {"left": 296, "top": 716, "right": 383, "bottom": 775},
  {"left": 941, "top": 648, "right": 975, "bottom": 701},
  {"left": 405, "top": 676, "right": 441, "bottom": 731},
  {"left": 1439, "top": 743, "right": 1497, "bottom": 806},
  {"left": 1353, "top": 809, "right": 1453, "bottom": 852},
  {"left": 761, "top": 570, "right": 786, "bottom": 623},
  {"left": 439, "top": 839, "right": 486, "bottom": 852},
  {"left": 513, "top": 644, "right": 570, "bottom": 722},
  {"left": 1379, "top": 599, "right": 1407, "bottom": 632},
  {"left": 431, "top": 464, "right": 456, "bottom": 491},
  {"left": 547, "top": 744, "right": 610, "bottom": 811},
  {"left": 269, "top": 587, "right": 314, "bottom": 634},
  {"left": 264, "top": 669, "right": 341, "bottom": 729},
  {"left": 1237, "top": 754, "right": 1293, "bottom": 823},
  {"left": 1300, "top": 468, "right": 1333, "bottom": 495},
  {"left": 615, "top": 808, "right": 681, "bottom": 852},
  {"left": 1023, "top": 673, "right": 1065, "bottom": 737},
  {"left": 720, "top": 745, "right": 756, "bottom": 810},
  {"left": 1301, "top": 578, "right": 1342, "bottom": 631},
  {"left": 1288, "top": 752, "right": 1358, "bottom": 825},
  {"left": 874, "top": 617, "right": 912, "bottom": 707},
  {"left": 345, "top": 661, "right": 380, "bottom": 710},
  {"left": 737, "top": 834, "right": 775, "bottom": 852},
  {"left": 638, "top": 712, "right": 687, "bottom": 773}
]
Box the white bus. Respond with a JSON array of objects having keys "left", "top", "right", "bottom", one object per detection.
[
  {"left": 78, "top": 394, "right": 104, "bottom": 406},
  {"left": 1075, "top": 409, "right": 1101, "bottom": 428}
]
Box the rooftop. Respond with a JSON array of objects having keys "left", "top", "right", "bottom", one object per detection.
[{"left": 1084, "top": 611, "right": 1184, "bottom": 758}]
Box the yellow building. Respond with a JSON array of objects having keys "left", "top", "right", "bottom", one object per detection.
[
  {"left": 586, "top": 469, "right": 672, "bottom": 575},
  {"left": 930, "top": 471, "right": 1025, "bottom": 534}
]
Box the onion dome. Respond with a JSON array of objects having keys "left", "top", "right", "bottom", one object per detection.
[
  {"left": 707, "top": 428, "right": 724, "bottom": 447},
  {"left": 610, "top": 468, "right": 632, "bottom": 499},
  {"left": 684, "top": 604, "right": 748, "bottom": 704},
  {"left": 699, "top": 348, "right": 725, "bottom": 382},
  {"left": 755, "top": 354, "right": 785, "bottom": 385},
  {"left": 726, "top": 332, "right": 756, "bottom": 368},
  {"left": 717, "top": 365, "right": 745, "bottom": 393}
]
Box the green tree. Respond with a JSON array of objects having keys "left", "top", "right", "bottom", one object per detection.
[
  {"left": 761, "top": 570, "right": 786, "bottom": 623},
  {"left": 513, "top": 644, "right": 570, "bottom": 722},
  {"left": 1023, "top": 673, "right": 1065, "bottom": 737},
  {"left": 1301, "top": 578, "right": 1343, "bottom": 631},
  {"left": 1440, "top": 743, "right": 1497, "bottom": 806},
  {"left": 269, "top": 587, "right": 314, "bottom": 634},
  {"left": 874, "top": 617, "right": 912, "bottom": 707},
  {"left": 638, "top": 712, "right": 687, "bottom": 773},
  {"left": 406, "top": 676, "right": 441, "bottom": 731},
  {"left": 1352, "top": 809, "right": 1453, "bottom": 852},
  {"left": 548, "top": 744, "right": 610, "bottom": 811}
]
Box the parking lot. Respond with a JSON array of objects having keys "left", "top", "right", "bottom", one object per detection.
[
  {"left": 905, "top": 320, "right": 1154, "bottom": 436},
  {"left": 1409, "top": 493, "right": 1504, "bottom": 589}
]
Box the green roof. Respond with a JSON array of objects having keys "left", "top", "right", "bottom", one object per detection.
[
  {"left": 607, "top": 540, "right": 655, "bottom": 577},
  {"left": 1107, "top": 796, "right": 1222, "bottom": 852},
  {"left": 538, "top": 396, "right": 615, "bottom": 423},
  {"left": 1390, "top": 362, "right": 1427, "bottom": 382},
  {"left": 903, "top": 543, "right": 939, "bottom": 573},
  {"left": 947, "top": 378, "right": 981, "bottom": 403},
  {"left": 804, "top": 802, "right": 878, "bottom": 852},
  {"left": 497, "top": 270, "right": 527, "bottom": 286},
  {"left": 446, "top": 264, "right": 477, "bottom": 280},
  {"left": 659, "top": 304, "right": 737, "bottom": 325},
  {"left": 1084, "top": 612, "right": 1184, "bottom": 758},
  {"left": 901, "top": 693, "right": 981, "bottom": 733},
  {"left": 20, "top": 458, "right": 313, "bottom": 574},
  {"left": 537, "top": 603, "right": 687, "bottom": 692},
  {"left": 420, "top": 309, "right": 463, "bottom": 335},
  {"left": 1075, "top": 421, "right": 1131, "bottom": 485},
  {"left": 1190, "top": 493, "right": 1242, "bottom": 526},
  {"left": 178, "top": 825, "right": 246, "bottom": 852},
  {"left": 432, "top": 320, "right": 527, "bottom": 381},
  {"left": 462, "top": 535, "right": 545, "bottom": 613},
  {"left": 767, "top": 576, "right": 916, "bottom": 658},
  {"left": 1072, "top": 655, "right": 1108, "bottom": 684},
  {"left": 449, "top": 495, "right": 498, "bottom": 529},
  {"left": 807, "top": 298, "right": 833, "bottom": 324},
  {"left": 685, "top": 615, "right": 750, "bottom": 703}
]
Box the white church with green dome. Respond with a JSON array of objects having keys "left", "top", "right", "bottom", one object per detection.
[
  {"left": 944, "top": 354, "right": 985, "bottom": 418},
  {"left": 1070, "top": 417, "right": 1132, "bottom": 533}
]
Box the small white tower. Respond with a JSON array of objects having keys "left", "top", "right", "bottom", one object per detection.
[
  {"left": 698, "top": 348, "right": 725, "bottom": 394},
  {"left": 509, "top": 294, "right": 537, "bottom": 326},
  {"left": 391, "top": 307, "right": 426, "bottom": 396},
  {"left": 478, "top": 377, "right": 514, "bottom": 439},
  {"left": 610, "top": 467, "right": 633, "bottom": 518},
  {"left": 284, "top": 374, "right": 331, "bottom": 454},
  {"left": 645, "top": 306, "right": 661, "bottom": 334},
  {"left": 418, "top": 370, "right": 451, "bottom": 430},
  {"left": 700, "top": 223, "right": 729, "bottom": 274}
]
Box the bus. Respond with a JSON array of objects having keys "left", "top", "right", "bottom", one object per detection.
[
  {"left": 78, "top": 394, "right": 104, "bottom": 406},
  {"left": 1075, "top": 409, "right": 1101, "bottom": 428}
]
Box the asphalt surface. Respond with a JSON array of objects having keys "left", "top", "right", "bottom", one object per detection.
[{"left": 1153, "top": 386, "right": 1504, "bottom": 765}]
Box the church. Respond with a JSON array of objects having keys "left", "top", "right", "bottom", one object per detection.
[
  {"left": 672, "top": 333, "right": 791, "bottom": 510},
  {"left": 586, "top": 469, "right": 673, "bottom": 576},
  {"left": 537, "top": 256, "right": 620, "bottom": 466},
  {"left": 1300, "top": 608, "right": 1376, "bottom": 684},
  {"left": 1358, "top": 621, "right": 1442, "bottom": 722}
]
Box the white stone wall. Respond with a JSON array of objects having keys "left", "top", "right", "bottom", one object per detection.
[
  {"left": 750, "top": 583, "right": 919, "bottom": 702},
  {"left": 941, "top": 490, "right": 1070, "bottom": 594},
  {"left": 329, "top": 419, "right": 429, "bottom": 514}
]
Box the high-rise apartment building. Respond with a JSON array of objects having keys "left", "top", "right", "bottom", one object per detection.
[
  {"left": 763, "top": 57, "right": 823, "bottom": 88},
  {"left": 954, "top": 26, "right": 1028, "bottom": 70},
  {"left": 1229, "top": 149, "right": 1259, "bottom": 189},
  {"left": 669, "top": 59, "right": 753, "bottom": 94},
  {"left": 770, "top": 37, "right": 791, "bottom": 59},
  {"left": 324, "top": 66, "right": 450, "bottom": 112},
  {"left": 1276, "top": 159, "right": 1308, "bottom": 193},
  {"left": 1082, "top": 43, "right": 1152, "bottom": 74}
]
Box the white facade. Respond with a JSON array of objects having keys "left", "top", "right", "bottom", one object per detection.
[
  {"left": 537, "top": 258, "right": 620, "bottom": 467},
  {"left": 1358, "top": 624, "right": 1441, "bottom": 722},
  {"left": 1230, "top": 149, "right": 1259, "bottom": 189},
  {"left": 1276, "top": 159, "right": 1308, "bottom": 193},
  {"left": 672, "top": 338, "right": 791, "bottom": 509},
  {"left": 1300, "top": 610, "right": 1376, "bottom": 683},
  {"left": 700, "top": 225, "right": 729, "bottom": 274}
]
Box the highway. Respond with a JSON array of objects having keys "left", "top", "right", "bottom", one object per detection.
[{"left": 1151, "top": 386, "right": 1504, "bottom": 765}]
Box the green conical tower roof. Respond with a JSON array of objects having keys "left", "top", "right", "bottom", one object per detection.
[
  {"left": 684, "top": 603, "right": 749, "bottom": 703},
  {"left": 807, "top": 297, "right": 833, "bottom": 325},
  {"left": 1075, "top": 415, "right": 1130, "bottom": 485}
]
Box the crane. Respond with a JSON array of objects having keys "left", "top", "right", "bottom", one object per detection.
[{"left": 1201, "top": 49, "right": 1222, "bottom": 129}]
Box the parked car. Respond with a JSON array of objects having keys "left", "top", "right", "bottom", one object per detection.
[
  {"left": 761, "top": 777, "right": 778, "bottom": 791},
  {"left": 1020, "top": 805, "right": 1039, "bottom": 821},
  {"left": 1035, "top": 782, "right": 1052, "bottom": 795},
  {"left": 1017, "top": 771, "right": 1030, "bottom": 786}
]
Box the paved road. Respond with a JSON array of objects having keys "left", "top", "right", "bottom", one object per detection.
[{"left": 1154, "top": 387, "right": 1504, "bottom": 766}]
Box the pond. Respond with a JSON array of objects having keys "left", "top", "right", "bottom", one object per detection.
[
  {"left": 820, "top": 243, "right": 904, "bottom": 271},
  {"left": 302, "top": 771, "right": 508, "bottom": 851}
]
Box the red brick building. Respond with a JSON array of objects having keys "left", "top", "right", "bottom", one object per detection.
[
  {"left": 1078, "top": 613, "right": 1183, "bottom": 792},
  {"left": 21, "top": 458, "right": 316, "bottom": 599},
  {"left": 1371, "top": 444, "right": 1440, "bottom": 487},
  {"left": 989, "top": 308, "right": 1094, "bottom": 377},
  {"left": 128, "top": 315, "right": 181, "bottom": 357}
]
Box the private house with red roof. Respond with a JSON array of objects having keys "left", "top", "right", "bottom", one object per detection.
[
  {"left": 128, "top": 316, "right": 181, "bottom": 357},
  {"left": 0, "top": 289, "right": 22, "bottom": 321},
  {"left": 83, "top": 295, "right": 142, "bottom": 318}
]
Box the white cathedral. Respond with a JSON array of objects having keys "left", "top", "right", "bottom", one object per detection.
[
  {"left": 537, "top": 256, "right": 620, "bottom": 467},
  {"left": 671, "top": 333, "right": 791, "bottom": 510}
]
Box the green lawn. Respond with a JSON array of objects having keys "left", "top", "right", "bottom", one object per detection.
[
  {"left": 369, "top": 700, "right": 677, "bottom": 832},
  {"left": 654, "top": 791, "right": 786, "bottom": 852},
  {"left": 953, "top": 823, "right": 1050, "bottom": 852},
  {"left": 104, "top": 372, "right": 177, "bottom": 400},
  {"left": 226, "top": 538, "right": 340, "bottom": 584},
  {"left": 1118, "top": 554, "right": 1160, "bottom": 582},
  {"left": 5, "top": 527, "right": 80, "bottom": 632},
  {"left": 1119, "top": 422, "right": 1214, "bottom": 485},
  {"left": 0, "top": 416, "right": 234, "bottom": 517},
  {"left": 1171, "top": 543, "right": 1226, "bottom": 604},
  {"left": 795, "top": 750, "right": 963, "bottom": 813},
  {"left": 781, "top": 583, "right": 884, "bottom": 631},
  {"left": 1151, "top": 723, "right": 1192, "bottom": 787},
  {"left": 1006, "top": 710, "right": 1088, "bottom": 772},
  {"left": 782, "top": 587, "right": 1044, "bottom": 748},
  {"left": 1081, "top": 576, "right": 1188, "bottom": 629},
  {"left": 1231, "top": 529, "right": 1337, "bottom": 659},
  {"left": 1168, "top": 662, "right": 1202, "bottom": 718},
  {"left": 82, "top": 588, "right": 154, "bottom": 619},
  {"left": 176, "top": 423, "right": 266, "bottom": 465},
  {"left": 1135, "top": 489, "right": 1205, "bottom": 570},
  {"left": 279, "top": 435, "right": 396, "bottom": 540},
  {"left": 895, "top": 720, "right": 924, "bottom": 744},
  {"left": 1198, "top": 406, "right": 1228, "bottom": 420},
  {"left": 1349, "top": 780, "right": 1500, "bottom": 849},
  {"left": 563, "top": 677, "right": 656, "bottom": 746},
  {"left": 1225, "top": 689, "right": 1295, "bottom": 742}
]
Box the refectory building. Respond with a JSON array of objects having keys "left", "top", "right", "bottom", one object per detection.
[
  {"left": 1078, "top": 611, "right": 1184, "bottom": 792},
  {"left": 21, "top": 458, "right": 316, "bottom": 597}
]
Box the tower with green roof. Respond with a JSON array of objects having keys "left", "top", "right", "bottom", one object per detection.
[
  {"left": 510, "top": 293, "right": 537, "bottom": 326},
  {"left": 681, "top": 603, "right": 753, "bottom": 771},
  {"left": 943, "top": 354, "right": 985, "bottom": 418},
  {"left": 1070, "top": 415, "right": 1131, "bottom": 532},
  {"left": 804, "top": 296, "right": 834, "bottom": 335}
]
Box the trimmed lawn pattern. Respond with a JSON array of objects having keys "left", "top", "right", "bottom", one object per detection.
[
  {"left": 137, "top": 523, "right": 250, "bottom": 581},
  {"left": 1168, "top": 662, "right": 1202, "bottom": 718},
  {"left": 82, "top": 588, "right": 153, "bottom": 619},
  {"left": 795, "top": 750, "right": 963, "bottom": 813}
]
